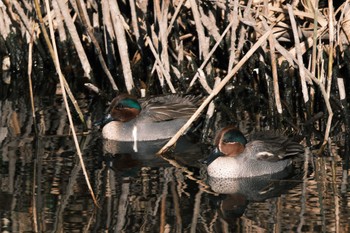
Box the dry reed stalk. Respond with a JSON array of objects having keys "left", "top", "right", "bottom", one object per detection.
[
  {"left": 308, "top": 0, "right": 319, "bottom": 114},
  {"left": 158, "top": 29, "right": 272, "bottom": 154},
  {"left": 188, "top": 20, "right": 235, "bottom": 93},
  {"left": 171, "top": 39, "right": 184, "bottom": 81},
  {"left": 12, "top": 1, "right": 34, "bottom": 36},
  {"left": 72, "top": 0, "right": 92, "bottom": 27},
  {"left": 336, "top": 4, "right": 348, "bottom": 105},
  {"left": 303, "top": 67, "right": 333, "bottom": 150},
  {"left": 149, "top": 24, "right": 165, "bottom": 88},
  {"left": 275, "top": 1, "right": 328, "bottom": 65},
  {"left": 318, "top": 47, "right": 326, "bottom": 84},
  {"left": 268, "top": 5, "right": 328, "bottom": 27},
  {"left": 201, "top": 77, "right": 220, "bottom": 141},
  {"left": 0, "top": 8, "right": 11, "bottom": 38},
  {"left": 2, "top": 1, "right": 18, "bottom": 25},
  {"left": 277, "top": 24, "right": 328, "bottom": 65},
  {"left": 44, "top": 0, "right": 98, "bottom": 206},
  {"left": 266, "top": 8, "right": 283, "bottom": 113},
  {"left": 160, "top": 0, "right": 170, "bottom": 74},
  {"left": 36, "top": 4, "right": 58, "bottom": 35},
  {"left": 27, "top": 26, "right": 37, "bottom": 134},
  {"left": 11, "top": 0, "right": 47, "bottom": 58},
  {"left": 33, "top": 0, "right": 87, "bottom": 125},
  {"left": 108, "top": 0, "right": 134, "bottom": 93},
  {"left": 55, "top": 0, "right": 92, "bottom": 78},
  {"left": 84, "top": 82, "right": 101, "bottom": 95},
  {"left": 154, "top": 0, "right": 161, "bottom": 20},
  {"left": 28, "top": 30, "right": 39, "bottom": 229},
  {"left": 166, "top": 0, "right": 185, "bottom": 36},
  {"left": 101, "top": 0, "right": 114, "bottom": 38},
  {"left": 152, "top": 0, "right": 171, "bottom": 91},
  {"left": 146, "top": 36, "right": 176, "bottom": 93},
  {"left": 189, "top": 0, "right": 210, "bottom": 70},
  {"left": 186, "top": 57, "right": 212, "bottom": 93},
  {"left": 199, "top": 7, "right": 220, "bottom": 43},
  {"left": 92, "top": 8, "right": 99, "bottom": 29},
  {"left": 228, "top": 0, "right": 239, "bottom": 71},
  {"left": 310, "top": 0, "right": 319, "bottom": 76},
  {"left": 171, "top": 64, "right": 181, "bottom": 81},
  {"left": 75, "top": 0, "right": 118, "bottom": 91},
  {"left": 129, "top": 0, "right": 141, "bottom": 47},
  {"left": 326, "top": 0, "right": 334, "bottom": 97},
  {"left": 307, "top": 53, "right": 316, "bottom": 114},
  {"left": 266, "top": 5, "right": 333, "bottom": 148},
  {"left": 236, "top": 0, "right": 253, "bottom": 56},
  {"left": 287, "top": 4, "right": 309, "bottom": 103},
  {"left": 52, "top": 0, "right": 67, "bottom": 41},
  {"left": 337, "top": 2, "right": 350, "bottom": 51},
  {"left": 260, "top": 0, "right": 283, "bottom": 114}
]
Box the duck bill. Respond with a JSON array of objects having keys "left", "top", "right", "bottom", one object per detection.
[
  {"left": 94, "top": 114, "right": 114, "bottom": 127},
  {"left": 202, "top": 147, "right": 223, "bottom": 165}
]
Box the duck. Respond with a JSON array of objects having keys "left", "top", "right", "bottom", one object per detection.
[
  {"left": 203, "top": 126, "right": 304, "bottom": 178},
  {"left": 95, "top": 94, "right": 201, "bottom": 141}
]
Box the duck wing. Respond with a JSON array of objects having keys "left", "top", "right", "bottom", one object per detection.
[
  {"left": 247, "top": 131, "right": 304, "bottom": 161},
  {"left": 140, "top": 95, "right": 200, "bottom": 122}
]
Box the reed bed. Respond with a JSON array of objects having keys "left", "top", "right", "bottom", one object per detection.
[
  {"left": 2, "top": 0, "right": 350, "bottom": 141},
  {"left": 1, "top": 0, "right": 350, "bottom": 200}
]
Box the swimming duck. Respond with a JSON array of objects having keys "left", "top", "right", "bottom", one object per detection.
[
  {"left": 96, "top": 94, "right": 200, "bottom": 141},
  {"left": 203, "top": 126, "right": 304, "bottom": 178}
]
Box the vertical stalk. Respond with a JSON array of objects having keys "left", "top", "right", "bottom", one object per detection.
[
  {"left": 27, "top": 27, "right": 37, "bottom": 134},
  {"left": 326, "top": 0, "right": 334, "bottom": 97},
  {"left": 287, "top": 4, "right": 309, "bottom": 104},
  {"left": 43, "top": 0, "right": 98, "bottom": 205}
]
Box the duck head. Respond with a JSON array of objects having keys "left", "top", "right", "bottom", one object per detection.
[
  {"left": 203, "top": 126, "right": 248, "bottom": 165},
  {"left": 95, "top": 94, "right": 142, "bottom": 126}
]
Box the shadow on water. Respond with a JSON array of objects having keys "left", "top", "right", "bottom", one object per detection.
[{"left": 1, "top": 95, "right": 350, "bottom": 232}]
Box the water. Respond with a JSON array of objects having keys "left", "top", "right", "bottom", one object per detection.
[{"left": 1, "top": 96, "right": 350, "bottom": 232}]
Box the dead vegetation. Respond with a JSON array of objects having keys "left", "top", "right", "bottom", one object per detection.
[{"left": 1, "top": 1, "right": 350, "bottom": 147}]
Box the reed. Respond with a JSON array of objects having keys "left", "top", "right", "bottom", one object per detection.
[{"left": 1, "top": 0, "right": 349, "bottom": 151}]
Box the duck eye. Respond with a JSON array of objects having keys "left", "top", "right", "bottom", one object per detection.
[
  {"left": 115, "top": 103, "right": 125, "bottom": 109},
  {"left": 222, "top": 139, "right": 230, "bottom": 143}
]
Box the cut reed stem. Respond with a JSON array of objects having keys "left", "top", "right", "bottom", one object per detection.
[{"left": 28, "top": 27, "right": 37, "bottom": 135}]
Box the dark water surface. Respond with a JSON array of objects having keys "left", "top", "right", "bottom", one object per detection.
[{"left": 1, "top": 96, "right": 350, "bottom": 233}]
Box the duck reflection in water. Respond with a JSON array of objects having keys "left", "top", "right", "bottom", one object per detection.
[{"left": 207, "top": 166, "right": 307, "bottom": 222}]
